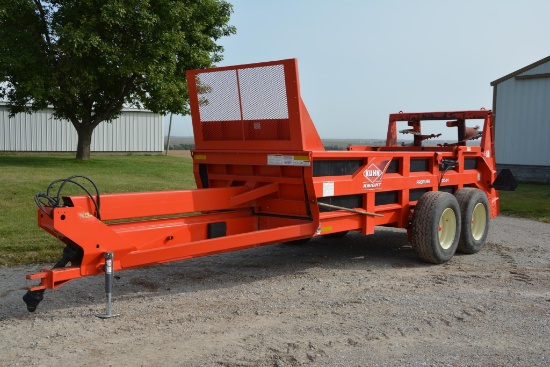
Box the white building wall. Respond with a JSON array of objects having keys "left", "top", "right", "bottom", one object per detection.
[
  {"left": 0, "top": 105, "right": 163, "bottom": 152},
  {"left": 494, "top": 62, "right": 550, "bottom": 166}
]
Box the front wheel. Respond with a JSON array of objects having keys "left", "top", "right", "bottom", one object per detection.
[
  {"left": 455, "top": 188, "right": 490, "bottom": 254},
  {"left": 411, "top": 191, "right": 461, "bottom": 264}
]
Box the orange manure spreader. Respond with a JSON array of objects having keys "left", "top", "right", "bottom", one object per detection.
[{"left": 24, "top": 59, "right": 516, "bottom": 314}]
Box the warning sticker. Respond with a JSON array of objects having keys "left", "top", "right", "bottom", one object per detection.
[
  {"left": 267, "top": 155, "right": 311, "bottom": 166},
  {"left": 323, "top": 181, "right": 334, "bottom": 197},
  {"left": 316, "top": 225, "right": 333, "bottom": 234}
]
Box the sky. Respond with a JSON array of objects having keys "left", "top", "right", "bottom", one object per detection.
[{"left": 165, "top": 0, "right": 550, "bottom": 140}]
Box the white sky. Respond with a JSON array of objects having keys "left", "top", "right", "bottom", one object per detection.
[{"left": 165, "top": 0, "right": 550, "bottom": 140}]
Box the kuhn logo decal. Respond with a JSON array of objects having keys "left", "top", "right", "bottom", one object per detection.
[
  {"left": 362, "top": 160, "right": 390, "bottom": 189},
  {"left": 363, "top": 165, "right": 383, "bottom": 182}
]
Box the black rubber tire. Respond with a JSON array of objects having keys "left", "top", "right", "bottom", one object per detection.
[
  {"left": 323, "top": 231, "right": 349, "bottom": 239},
  {"left": 455, "top": 188, "right": 490, "bottom": 254},
  {"left": 411, "top": 191, "right": 461, "bottom": 264}
]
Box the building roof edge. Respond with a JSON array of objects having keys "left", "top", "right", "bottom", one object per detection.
[{"left": 491, "top": 55, "right": 550, "bottom": 86}]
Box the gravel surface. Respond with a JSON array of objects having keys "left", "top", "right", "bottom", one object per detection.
[{"left": 1, "top": 215, "right": 549, "bottom": 366}]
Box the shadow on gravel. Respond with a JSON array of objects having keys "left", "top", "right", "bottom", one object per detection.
[{"left": 5, "top": 226, "right": 436, "bottom": 317}]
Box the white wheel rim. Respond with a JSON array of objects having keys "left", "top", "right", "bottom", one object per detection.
[
  {"left": 438, "top": 208, "right": 456, "bottom": 250},
  {"left": 471, "top": 203, "right": 487, "bottom": 241}
]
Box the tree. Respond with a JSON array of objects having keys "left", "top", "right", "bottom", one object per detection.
[{"left": 0, "top": 0, "right": 235, "bottom": 159}]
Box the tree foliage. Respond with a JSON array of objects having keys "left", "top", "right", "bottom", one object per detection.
[{"left": 0, "top": 0, "right": 235, "bottom": 159}]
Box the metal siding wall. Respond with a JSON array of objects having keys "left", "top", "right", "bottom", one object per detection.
[
  {"left": 0, "top": 107, "right": 10, "bottom": 149},
  {"left": 0, "top": 109, "right": 72, "bottom": 150},
  {"left": 522, "top": 62, "right": 550, "bottom": 76},
  {"left": 1, "top": 110, "right": 78, "bottom": 151},
  {"left": 92, "top": 111, "right": 163, "bottom": 152},
  {"left": 495, "top": 63, "right": 550, "bottom": 166},
  {"left": 0, "top": 105, "right": 163, "bottom": 152},
  {"left": 97, "top": 111, "right": 163, "bottom": 152}
]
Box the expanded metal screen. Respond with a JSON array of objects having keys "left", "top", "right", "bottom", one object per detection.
[{"left": 195, "top": 64, "right": 291, "bottom": 141}]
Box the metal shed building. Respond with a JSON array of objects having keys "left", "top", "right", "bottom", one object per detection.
[
  {"left": 0, "top": 104, "right": 163, "bottom": 152},
  {"left": 491, "top": 55, "right": 550, "bottom": 182}
]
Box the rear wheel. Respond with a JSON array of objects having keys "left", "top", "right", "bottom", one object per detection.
[
  {"left": 455, "top": 188, "right": 490, "bottom": 254},
  {"left": 411, "top": 191, "right": 461, "bottom": 264}
]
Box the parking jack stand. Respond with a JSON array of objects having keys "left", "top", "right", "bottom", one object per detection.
[{"left": 96, "top": 252, "right": 119, "bottom": 319}]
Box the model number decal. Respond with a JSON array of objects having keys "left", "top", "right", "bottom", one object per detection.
[{"left": 416, "top": 179, "right": 431, "bottom": 185}]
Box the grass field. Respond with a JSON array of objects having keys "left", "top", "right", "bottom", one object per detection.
[
  {"left": 499, "top": 182, "right": 550, "bottom": 223},
  {"left": 0, "top": 153, "right": 548, "bottom": 266},
  {"left": 0, "top": 153, "right": 196, "bottom": 266}
]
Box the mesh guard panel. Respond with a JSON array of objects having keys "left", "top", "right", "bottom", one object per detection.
[{"left": 196, "top": 64, "right": 290, "bottom": 142}]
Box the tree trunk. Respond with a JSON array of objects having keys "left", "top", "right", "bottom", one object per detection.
[{"left": 75, "top": 125, "right": 94, "bottom": 160}]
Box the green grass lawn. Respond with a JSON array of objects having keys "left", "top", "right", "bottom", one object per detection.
[
  {"left": 0, "top": 153, "right": 196, "bottom": 265},
  {"left": 499, "top": 182, "right": 550, "bottom": 223},
  {"left": 0, "top": 153, "right": 548, "bottom": 266}
]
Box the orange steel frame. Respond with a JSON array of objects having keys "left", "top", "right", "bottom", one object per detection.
[{"left": 27, "top": 59, "right": 499, "bottom": 292}]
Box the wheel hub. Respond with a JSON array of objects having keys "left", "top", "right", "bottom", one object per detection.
[
  {"left": 438, "top": 208, "right": 457, "bottom": 250},
  {"left": 471, "top": 203, "right": 487, "bottom": 240}
]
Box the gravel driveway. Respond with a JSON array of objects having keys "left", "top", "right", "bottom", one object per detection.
[{"left": 1, "top": 215, "right": 549, "bottom": 366}]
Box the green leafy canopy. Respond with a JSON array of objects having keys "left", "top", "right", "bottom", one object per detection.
[
  {"left": 0, "top": 0, "right": 235, "bottom": 158},
  {"left": 0, "top": 0, "right": 236, "bottom": 119}
]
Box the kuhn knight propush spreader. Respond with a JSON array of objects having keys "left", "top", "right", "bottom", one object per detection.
[{"left": 24, "top": 59, "right": 516, "bottom": 314}]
